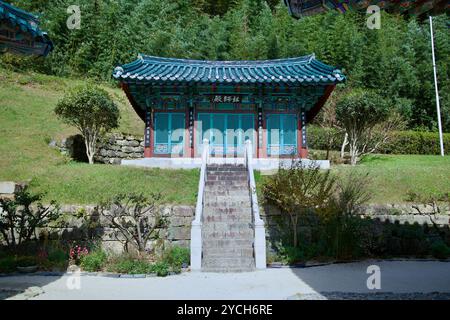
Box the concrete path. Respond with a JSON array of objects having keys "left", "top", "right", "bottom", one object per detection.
[{"left": 0, "top": 260, "right": 449, "bottom": 300}]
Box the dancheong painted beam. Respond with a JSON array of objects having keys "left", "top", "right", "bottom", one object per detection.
[
  {"left": 0, "top": 1, "right": 53, "bottom": 57},
  {"left": 284, "top": 0, "right": 449, "bottom": 18},
  {"left": 114, "top": 55, "right": 345, "bottom": 161}
]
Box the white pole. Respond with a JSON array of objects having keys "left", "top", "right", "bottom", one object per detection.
[{"left": 429, "top": 16, "right": 445, "bottom": 156}]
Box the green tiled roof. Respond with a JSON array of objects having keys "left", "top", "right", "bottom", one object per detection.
[
  {"left": 284, "top": 0, "right": 449, "bottom": 18},
  {"left": 113, "top": 54, "right": 345, "bottom": 85},
  {"left": 0, "top": 1, "right": 53, "bottom": 56}
]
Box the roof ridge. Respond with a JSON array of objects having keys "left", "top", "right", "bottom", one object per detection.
[
  {"left": 138, "top": 54, "right": 315, "bottom": 66},
  {"left": 113, "top": 54, "right": 346, "bottom": 85},
  {"left": 0, "top": 1, "right": 39, "bottom": 23}
]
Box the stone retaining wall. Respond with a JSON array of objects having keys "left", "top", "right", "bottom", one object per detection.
[
  {"left": 95, "top": 133, "right": 144, "bottom": 164},
  {"left": 40, "top": 205, "right": 193, "bottom": 254},
  {"left": 50, "top": 133, "right": 145, "bottom": 165},
  {"left": 32, "top": 203, "right": 449, "bottom": 254}
]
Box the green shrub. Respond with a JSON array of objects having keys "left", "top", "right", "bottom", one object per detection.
[
  {"left": 15, "top": 256, "right": 38, "bottom": 267},
  {"left": 430, "top": 241, "right": 450, "bottom": 260},
  {"left": 47, "top": 248, "right": 68, "bottom": 265},
  {"left": 150, "top": 261, "right": 169, "bottom": 277},
  {"left": 308, "top": 125, "right": 450, "bottom": 155},
  {"left": 80, "top": 249, "right": 108, "bottom": 272},
  {"left": 378, "top": 131, "right": 450, "bottom": 155},
  {"left": 0, "top": 256, "right": 17, "bottom": 273},
  {"left": 163, "top": 246, "right": 189, "bottom": 273},
  {"left": 106, "top": 255, "right": 153, "bottom": 274},
  {"left": 274, "top": 245, "right": 305, "bottom": 265}
]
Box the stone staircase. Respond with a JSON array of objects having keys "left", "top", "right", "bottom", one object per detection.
[{"left": 202, "top": 164, "right": 255, "bottom": 272}]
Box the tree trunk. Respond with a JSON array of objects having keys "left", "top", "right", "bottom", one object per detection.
[
  {"left": 325, "top": 129, "right": 331, "bottom": 160},
  {"left": 340, "top": 133, "right": 348, "bottom": 159},
  {"left": 290, "top": 215, "right": 298, "bottom": 248},
  {"left": 83, "top": 131, "right": 96, "bottom": 164},
  {"left": 349, "top": 142, "right": 358, "bottom": 166}
]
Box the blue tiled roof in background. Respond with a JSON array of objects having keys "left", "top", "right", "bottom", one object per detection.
[
  {"left": 0, "top": 0, "right": 53, "bottom": 56},
  {"left": 114, "top": 54, "right": 345, "bottom": 85}
]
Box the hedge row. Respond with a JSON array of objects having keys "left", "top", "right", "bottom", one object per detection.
[{"left": 307, "top": 126, "right": 450, "bottom": 155}]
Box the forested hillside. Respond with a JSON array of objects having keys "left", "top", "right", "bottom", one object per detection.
[{"left": 1, "top": 0, "right": 449, "bottom": 131}]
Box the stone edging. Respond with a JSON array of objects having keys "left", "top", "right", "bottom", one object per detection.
[
  {"left": 267, "top": 258, "right": 450, "bottom": 269},
  {"left": 0, "top": 269, "right": 189, "bottom": 278}
]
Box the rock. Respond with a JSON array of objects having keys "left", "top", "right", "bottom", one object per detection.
[
  {"left": 132, "top": 146, "right": 143, "bottom": 153},
  {"left": 168, "top": 226, "right": 190, "bottom": 240},
  {"left": 23, "top": 286, "right": 44, "bottom": 298},
  {"left": 128, "top": 140, "right": 140, "bottom": 147},
  {"left": 0, "top": 181, "right": 18, "bottom": 194},
  {"left": 122, "top": 146, "right": 134, "bottom": 153},
  {"left": 48, "top": 140, "right": 57, "bottom": 148},
  {"left": 131, "top": 152, "right": 143, "bottom": 158},
  {"left": 116, "top": 140, "right": 128, "bottom": 146},
  {"left": 172, "top": 206, "right": 195, "bottom": 217},
  {"left": 169, "top": 216, "right": 192, "bottom": 227},
  {"left": 109, "top": 158, "right": 121, "bottom": 165}
]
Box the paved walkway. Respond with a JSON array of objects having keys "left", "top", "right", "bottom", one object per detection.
[{"left": 1, "top": 260, "right": 449, "bottom": 300}]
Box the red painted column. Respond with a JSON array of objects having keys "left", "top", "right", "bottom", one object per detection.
[
  {"left": 144, "top": 108, "right": 153, "bottom": 158},
  {"left": 298, "top": 110, "right": 308, "bottom": 159}
]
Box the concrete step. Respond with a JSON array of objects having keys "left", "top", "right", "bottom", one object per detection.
[
  {"left": 204, "top": 190, "right": 249, "bottom": 197},
  {"left": 203, "top": 214, "right": 252, "bottom": 224},
  {"left": 207, "top": 164, "right": 245, "bottom": 169},
  {"left": 203, "top": 200, "right": 251, "bottom": 208},
  {"left": 202, "top": 222, "right": 253, "bottom": 232},
  {"left": 205, "top": 195, "right": 250, "bottom": 203},
  {"left": 203, "top": 229, "right": 254, "bottom": 239},
  {"left": 203, "top": 247, "right": 254, "bottom": 256},
  {"left": 207, "top": 166, "right": 247, "bottom": 172},
  {"left": 201, "top": 267, "right": 255, "bottom": 273},
  {"left": 204, "top": 207, "right": 251, "bottom": 214},
  {"left": 205, "top": 181, "right": 248, "bottom": 187},
  {"left": 202, "top": 239, "right": 253, "bottom": 248},
  {"left": 206, "top": 175, "right": 247, "bottom": 182},
  {"left": 202, "top": 257, "right": 255, "bottom": 269},
  {"left": 205, "top": 185, "right": 248, "bottom": 192}
]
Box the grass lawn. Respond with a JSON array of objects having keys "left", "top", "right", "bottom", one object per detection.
[
  {"left": 0, "top": 68, "right": 198, "bottom": 204},
  {"left": 1, "top": 69, "right": 449, "bottom": 204},
  {"left": 256, "top": 154, "right": 450, "bottom": 203},
  {"left": 334, "top": 154, "right": 450, "bottom": 203}
]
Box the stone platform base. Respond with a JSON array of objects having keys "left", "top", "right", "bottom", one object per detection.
[{"left": 121, "top": 157, "right": 330, "bottom": 171}]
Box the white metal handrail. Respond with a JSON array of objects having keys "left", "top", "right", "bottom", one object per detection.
[
  {"left": 190, "top": 139, "right": 209, "bottom": 270},
  {"left": 244, "top": 140, "right": 267, "bottom": 269}
]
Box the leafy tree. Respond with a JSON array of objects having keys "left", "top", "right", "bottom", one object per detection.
[
  {"left": 98, "top": 193, "right": 167, "bottom": 253},
  {"left": 0, "top": 186, "right": 60, "bottom": 250},
  {"left": 262, "top": 162, "right": 336, "bottom": 247},
  {"left": 1, "top": 1, "right": 448, "bottom": 132},
  {"left": 54, "top": 84, "right": 119, "bottom": 164},
  {"left": 336, "top": 89, "right": 394, "bottom": 165}
]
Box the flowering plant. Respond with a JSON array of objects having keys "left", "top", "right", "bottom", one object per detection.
[{"left": 69, "top": 245, "right": 89, "bottom": 264}]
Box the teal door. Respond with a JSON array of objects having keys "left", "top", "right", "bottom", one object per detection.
[
  {"left": 154, "top": 113, "right": 185, "bottom": 156},
  {"left": 197, "top": 113, "right": 255, "bottom": 156},
  {"left": 266, "top": 114, "right": 297, "bottom": 156}
]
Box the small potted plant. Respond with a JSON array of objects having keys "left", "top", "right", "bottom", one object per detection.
[{"left": 16, "top": 256, "right": 39, "bottom": 273}]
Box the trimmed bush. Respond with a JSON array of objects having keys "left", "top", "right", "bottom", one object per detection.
[
  {"left": 0, "top": 256, "right": 17, "bottom": 273},
  {"left": 150, "top": 261, "right": 170, "bottom": 277},
  {"left": 163, "top": 246, "right": 189, "bottom": 273},
  {"left": 378, "top": 131, "right": 450, "bottom": 155},
  {"left": 80, "top": 249, "right": 108, "bottom": 272},
  {"left": 308, "top": 125, "right": 450, "bottom": 155},
  {"left": 430, "top": 241, "right": 450, "bottom": 260}
]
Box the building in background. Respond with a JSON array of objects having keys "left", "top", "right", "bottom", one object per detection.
[
  {"left": 0, "top": 1, "right": 53, "bottom": 57},
  {"left": 114, "top": 55, "right": 345, "bottom": 167},
  {"left": 284, "top": 0, "right": 449, "bottom": 18}
]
